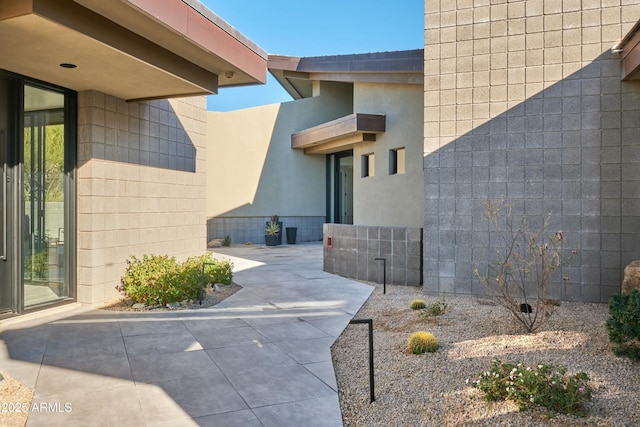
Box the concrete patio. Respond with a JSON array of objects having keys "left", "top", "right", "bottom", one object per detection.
[{"left": 0, "top": 243, "right": 373, "bottom": 426}]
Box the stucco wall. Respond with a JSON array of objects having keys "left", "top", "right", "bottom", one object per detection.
[
  {"left": 207, "top": 81, "right": 352, "bottom": 243},
  {"left": 352, "top": 82, "right": 424, "bottom": 227},
  {"left": 424, "top": 0, "right": 640, "bottom": 302},
  {"left": 77, "top": 91, "right": 207, "bottom": 305}
]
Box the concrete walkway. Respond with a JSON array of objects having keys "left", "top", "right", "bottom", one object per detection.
[{"left": 0, "top": 243, "right": 373, "bottom": 426}]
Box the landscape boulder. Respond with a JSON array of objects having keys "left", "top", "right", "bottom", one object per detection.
[
  {"left": 207, "top": 239, "right": 223, "bottom": 248},
  {"left": 622, "top": 260, "right": 640, "bottom": 294}
]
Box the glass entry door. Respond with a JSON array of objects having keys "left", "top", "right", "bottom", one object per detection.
[
  {"left": 23, "top": 85, "right": 67, "bottom": 308},
  {"left": 0, "top": 72, "right": 74, "bottom": 316},
  {"left": 327, "top": 150, "right": 353, "bottom": 224},
  {"left": 0, "top": 77, "right": 13, "bottom": 314}
]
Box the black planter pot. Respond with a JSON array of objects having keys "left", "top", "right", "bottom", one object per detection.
[
  {"left": 286, "top": 227, "right": 297, "bottom": 244},
  {"left": 265, "top": 234, "right": 278, "bottom": 246},
  {"left": 266, "top": 221, "right": 283, "bottom": 245}
]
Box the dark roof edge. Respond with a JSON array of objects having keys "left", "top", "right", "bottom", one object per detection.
[
  {"left": 268, "top": 49, "right": 424, "bottom": 73},
  {"left": 183, "top": 0, "right": 268, "bottom": 59}
]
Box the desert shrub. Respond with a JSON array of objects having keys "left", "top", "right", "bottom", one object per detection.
[
  {"left": 470, "top": 360, "right": 592, "bottom": 416},
  {"left": 427, "top": 300, "right": 448, "bottom": 316},
  {"left": 474, "top": 198, "right": 575, "bottom": 333},
  {"left": 407, "top": 331, "right": 439, "bottom": 354},
  {"left": 222, "top": 235, "right": 232, "bottom": 246},
  {"left": 181, "top": 253, "right": 233, "bottom": 285},
  {"left": 118, "top": 253, "right": 233, "bottom": 306},
  {"left": 607, "top": 290, "right": 640, "bottom": 360},
  {"left": 410, "top": 299, "right": 426, "bottom": 310},
  {"left": 118, "top": 255, "right": 181, "bottom": 306}
]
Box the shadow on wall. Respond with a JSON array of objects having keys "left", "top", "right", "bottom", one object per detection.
[
  {"left": 77, "top": 93, "right": 198, "bottom": 173},
  {"left": 424, "top": 51, "right": 640, "bottom": 303},
  {"left": 207, "top": 84, "right": 354, "bottom": 244}
]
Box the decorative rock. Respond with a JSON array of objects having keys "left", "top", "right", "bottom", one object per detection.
[
  {"left": 132, "top": 303, "right": 146, "bottom": 309},
  {"left": 180, "top": 300, "right": 189, "bottom": 306},
  {"left": 207, "top": 239, "right": 223, "bottom": 248},
  {"left": 126, "top": 299, "right": 136, "bottom": 307},
  {"left": 622, "top": 260, "right": 640, "bottom": 294},
  {"left": 213, "top": 284, "right": 220, "bottom": 292},
  {"left": 167, "top": 302, "right": 180, "bottom": 309}
]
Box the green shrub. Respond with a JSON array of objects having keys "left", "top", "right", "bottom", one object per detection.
[
  {"left": 407, "top": 331, "right": 439, "bottom": 354},
  {"left": 607, "top": 290, "right": 640, "bottom": 360},
  {"left": 470, "top": 360, "right": 592, "bottom": 416},
  {"left": 410, "top": 299, "right": 426, "bottom": 310},
  {"left": 117, "top": 254, "right": 180, "bottom": 306},
  {"left": 222, "top": 235, "right": 231, "bottom": 246},
  {"left": 118, "top": 253, "right": 234, "bottom": 306},
  {"left": 427, "top": 300, "right": 448, "bottom": 316}
]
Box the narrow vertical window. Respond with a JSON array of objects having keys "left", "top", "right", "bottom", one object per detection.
[
  {"left": 362, "top": 153, "right": 374, "bottom": 178},
  {"left": 390, "top": 147, "right": 405, "bottom": 175}
]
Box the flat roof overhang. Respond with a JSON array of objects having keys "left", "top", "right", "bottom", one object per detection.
[
  {"left": 0, "top": 0, "right": 268, "bottom": 101},
  {"left": 291, "top": 113, "right": 385, "bottom": 154},
  {"left": 269, "top": 50, "right": 423, "bottom": 100},
  {"left": 617, "top": 20, "right": 640, "bottom": 80}
]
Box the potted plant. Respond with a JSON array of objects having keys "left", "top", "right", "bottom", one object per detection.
[
  {"left": 267, "top": 214, "right": 283, "bottom": 245},
  {"left": 264, "top": 221, "right": 280, "bottom": 246}
]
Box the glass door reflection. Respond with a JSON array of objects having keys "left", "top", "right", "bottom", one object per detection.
[{"left": 23, "top": 85, "right": 66, "bottom": 307}]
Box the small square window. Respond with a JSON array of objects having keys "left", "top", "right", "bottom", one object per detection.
[
  {"left": 389, "top": 147, "right": 405, "bottom": 175},
  {"left": 362, "top": 153, "right": 375, "bottom": 177}
]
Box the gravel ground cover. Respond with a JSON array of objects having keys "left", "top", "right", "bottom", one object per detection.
[
  {"left": 0, "top": 372, "right": 32, "bottom": 427},
  {"left": 331, "top": 283, "right": 640, "bottom": 427}
]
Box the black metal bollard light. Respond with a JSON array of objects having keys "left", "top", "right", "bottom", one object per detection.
[
  {"left": 374, "top": 257, "right": 386, "bottom": 294},
  {"left": 349, "top": 318, "right": 375, "bottom": 403}
]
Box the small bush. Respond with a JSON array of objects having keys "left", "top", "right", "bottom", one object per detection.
[
  {"left": 222, "top": 235, "right": 231, "bottom": 246},
  {"left": 118, "top": 253, "right": 233, "bottom": 306},
  {"left": 427, "top": 300, "right": 448, "bottom": 316},
  {"left": 470, "top": 360, "right": 592, "bottom": 416},
  {"left": 607, "top": 290, "right": 640, "bottom": 360},
  {"left": 410, "top": 299, "right": 426, "bottom": 310},
  {"left": 407, "top": 331, "right": 439, "bottom": 354}
]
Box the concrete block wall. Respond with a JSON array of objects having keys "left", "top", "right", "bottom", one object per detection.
[
  {"left": 76, "top": 91, "right": 207, "bottom": 305},
  {"left": 207, "top": 216, "right": 324, "bottom": 245},
  {"left": 424, "top": 0, "right": 640, "bottom": 303},
  {"left": 323, "top": 224, "right": 422, "bottom": 286}
]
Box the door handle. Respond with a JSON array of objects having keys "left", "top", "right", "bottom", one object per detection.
[{"left": 1, "top": 130, "right": 6, "bottom": 261}]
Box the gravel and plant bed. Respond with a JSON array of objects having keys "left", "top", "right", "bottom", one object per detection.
[
  {"left": 99, "top": 281, "right": 242, "bottom": 311},
  {"left": 331, "top": 283, "right": 640, "bottom": 427}
]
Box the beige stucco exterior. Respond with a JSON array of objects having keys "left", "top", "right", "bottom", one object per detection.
[
  {"left": 206, "top": 73, "right": 425, "bottom": 244},
  {"left": 352, "top": 82, "right": 424, "bottom": 227},
  {"left": 207, "top": 81, "right": 352, "bottom": 219}
]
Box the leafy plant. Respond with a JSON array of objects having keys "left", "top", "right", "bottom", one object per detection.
[
  {"left": 117, "top": 253, "right": 233, "bottom": 306},
  {"left": 470, "top": 360, "right": 592, "bottom": 416},
  {"left": 25, "top": 249, "right": 49, "bottom": 280},
  {"left": 607, "top": 290, "right": 640, "bottom": 360},
  {"left": 407, "top": 331, "right": 439, "bottom": 354},
  {"left": 410, "top": 299, "right": 426, "bottom": 310},
  {"left": 427, "top": 300, "right": 448, "bottom": 316},
  {"left": 473, "top": 199, "right": 575, "bottom": 333},
  {"left": 265, "top": 221, "right": 281, "bottom": 236},
  {"left": 222, "top": 235, "right": 232, "bottom": 246}
]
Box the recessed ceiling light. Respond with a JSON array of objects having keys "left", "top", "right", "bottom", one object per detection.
[{"left": 59, "top": 63, "right": 77, "bottom": 69}]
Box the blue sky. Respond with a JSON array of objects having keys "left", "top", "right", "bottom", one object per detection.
[{"left": 201, "top": 0, "right": 424, "bottom": 111}]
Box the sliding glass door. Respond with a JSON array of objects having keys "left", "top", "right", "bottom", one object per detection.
[
  {"left": 0, "top": 77, "right": 13, "bottom": 314},
  {"left": 23, "top": 85, "right": 68, "bottom": 308},
  {"left": 0, "top": 72, "right": 75, "bottom": 315}
]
